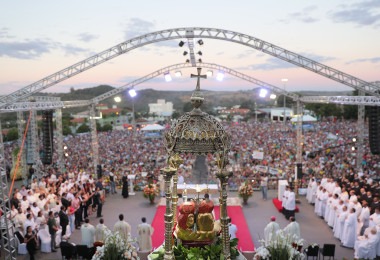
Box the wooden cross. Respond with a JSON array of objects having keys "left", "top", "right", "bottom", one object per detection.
[{"left": 191, "top": 68, "right": 207, "bottom": 90}]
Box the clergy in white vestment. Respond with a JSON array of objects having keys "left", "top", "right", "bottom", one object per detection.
[
  {"left": 324, "top": 193, "right": 333, "bottom": 222},
  {"left": 354, "top": 227, "right": 379, "bottom": 259},
  {"left": 327, "top": 194, "right": 339, "bottom": 227},
  {"left": 283, "top": 217, "right": 301, "bottom": 241},
  {"left": 334, "top": 205, "right": 348, "bottom": 240},
  {"left": 310, "top": 180, "right": 318, "bottom": 204},
  {"left": 316, "top": 189, "right": 328, "bottom": 217},
  {"left": 306, "top": 177, "right": 314, "bottom": 203},
  {"left": 114, "top": 214, "right": 132, "bottom": 241},
  {"left": 369, "top": 207, "right": 380, "bottom": 227},
  {"left": 137, "top": 217, "right": 154, "bottom": 252},
  {"left": 357, "top": 201, "right": 370, "bottom": 236},
  {"left": 332, "top": 182, "right": 341, "bottom": 196},
  {"left": 81, "top": 218, "right": 96, "bottom": 248},
  {"left": 264, "top": 216, "right": 280, "bottom": 246},
  {"left": 282, "top": 186, "right": 289, "bottom": 213},
  {"left": 314, "top": 185, "right": 323, "bottom": 215},
  {"left": 285, "top": 187, "right": 296, "bottom": 220},
  {"left": 341, "top": 208, "right": 357, "bottom": 248},
  {"left": 339, "top": 188, "right": 349, "bottom": 203},
  {"left": 95, "top": 218, "right": 109, "bottom": 242}
]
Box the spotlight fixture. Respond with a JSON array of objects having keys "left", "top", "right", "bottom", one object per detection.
[
  {"left": 352, "top": 137, "right": 357, "bottom": 142},
  {"left": 164, "top": 73, "right": 172, "bottom": 82},
  {"left": 259, "top": 89, "right": 268, "bottom": 98},
  {"left": 198, "top": 39, "right": 204, "bottom": 45},
  {"left": 63, "top": 146, "right": 68, "bottom": 150},
  {"left": 114, "top": 96, "right": 122, "bottom": 103},
  {"left": 351, "top": 146, "right": 356, "bottom": 151},
  {"left": 179, "top": 41, "right": 185, "bottom": 47},
  {"left": 197, "top": 51, "right": 202, "bottom": 56},
  {"left": 175, "top": 71, "right": 182, "bottom": 77},
  {"left": 198, "top": 59, "right": 202, "bottom": 63},
  {"left": 216, "top": 72, "right": 224, "bottom": 81},
  {"left": 183, "top": 51, "right": 188, "bottom": 56},
  {"left": 128, "top": 89, "right": 137, "bottom": 97},
  {"left": 270, "top": 94, "right": 277, "bottom": 99},
  {"left": 206, "top": 70, "right": 213, "bottom": 77}
]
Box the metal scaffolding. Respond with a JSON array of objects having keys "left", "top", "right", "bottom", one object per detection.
[
  {"left": 17, "top": 111, "right": 27, "bottom": 184},
  {"left": 55, "top": 108, "right": 64, "bottom": 173},
  {"left": 89, "top": 104, "right": 99, "bottom": 172}
]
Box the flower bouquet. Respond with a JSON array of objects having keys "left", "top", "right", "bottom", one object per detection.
[
  {"left": 143, "top": 183, "right": 159, "bottom": 204},
  {"left": 254, "top": 231, "right": 305, "bottom": 260},
  {"left": 238, "top": 181, "right": 254, "bottom": 204},
  {"left": 92, "top": 231, "right": 139, "bottom": 260}
]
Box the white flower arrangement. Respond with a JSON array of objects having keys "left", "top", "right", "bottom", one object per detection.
[
  {"left": 92, "top": 231, "right": 139, "bottom": 260},
  {"left": 254, "top": 230, "right": 305, "bottom": 260}
]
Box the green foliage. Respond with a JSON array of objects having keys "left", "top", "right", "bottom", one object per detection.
[
  {"left": 101, "top": 123, "right": 113, "bottom": 132},
  {"left": 76, "top": 123, "right": 90, "bottom": 133},
  {"left": 5, "top": 128, "right": 18, "bottom": 141},
  {"left": 62, "top": 125, "right": 72, "bottom": 136}
]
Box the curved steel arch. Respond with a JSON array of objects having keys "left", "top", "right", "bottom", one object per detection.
[
  {"left": 91, "top": 62, "right": 300, "bottom": 104},
  {"left": 1, "top": 27, "right": 379, "bottom": 108}
]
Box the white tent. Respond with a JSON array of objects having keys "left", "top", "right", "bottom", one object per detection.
[
  {"left": 290, "top": 115, "right": 317, "bottom": 122},
  {"left": 140, "top": 124, "right": 165, "bottom": 131}
]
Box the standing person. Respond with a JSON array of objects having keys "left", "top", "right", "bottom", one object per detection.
[
  {"left": 47, "top": 211, "right": 58, "bottom": 252},
  {"left": 109, "top": 168, "right": 117, "bottom": 194},
  {"left": 93, "top": 187, "right": 103, "bottom": 218},
  {"left": 59, "top": 206, "right": 69, "bottom": 237},
  {"left": 341, "top": 208, "right": 357, "bottom": 248},
  {"left": 67, "top": 204, "right": 76, "bottom": 234},
  {"left": 228, "top": 217, "right": 238, "bottom": 240},
  {"left": 260, "top": 173, "right": 269, "bottom": 200},
  {"left": 283, "top": 217, "right": 301, "bottom": 240},
  {"left": 95, "top": 218, "right": 109, "bottom": 243},
  {"left": 122, "top": 173, "right": 129, "bottom": 198},
  {"left": 114, "top": 214, "right": 131, "bottom": 241},
  {"left": 81, "top": 218, "right": 96, "bottom": 248},
  {"left": 285, "top": 187, "right": 296, "bottom": 220},
  {"left": 137, "top": 217, "right": 154, "bottom": 252},
  {"left": 264, "top": 216, "right": 280, "bottom": 245},
  {"left": 24, "top": 226, "right": 38, "bottom": 260}
]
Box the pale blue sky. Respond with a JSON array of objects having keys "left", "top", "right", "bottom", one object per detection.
[{"left": 0, "top": 0, "right": 379, "bottom": 95}]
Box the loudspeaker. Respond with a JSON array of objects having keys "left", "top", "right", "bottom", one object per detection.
[
  {"left": 296, "top": 163, "right": 302, "bottom": 179},
  {"left": 41, "top": 110, "right": 54, "bottom": 165},
  {"left": 97, "top": 164, "right": 102, "bottom": 179},
  {"left": 368, "top": 106, "right": 380, "bottom": 155}
]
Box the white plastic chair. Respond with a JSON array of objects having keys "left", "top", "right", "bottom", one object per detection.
[
  {"left": 38, "top": 228, "right": 52, "bottom": 253},
  {"left": 16, "top": 236, "right": 28, "bottom": 255}
]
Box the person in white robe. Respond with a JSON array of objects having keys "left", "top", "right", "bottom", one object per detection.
[
  {"left": 285, "top": 188, "right": 296, "bottom": 220},
  {"left": 283, "top": 217, "right": 301, "bottom": 241},
  {"left": 316, "top": 189, "right": 328, "bottom": 217},
  {"left": 314, "top": 185, "right": 323, "bottom": 215},
  {"left": 264, "top": 216, "right": 280, "bottom": 246},
  {"left": 334, "top": 205, "right": 348, "bottom": 240},
  {"left": 282, "top": 186, "right": 289, "bottom": 213},
  {"left": 306, "top": 178, "right": 314, "bottom": 203},
  {"left": 354, "top": 227, "right": 379, "bottom": 259},
  {"left": 95, "top": 218, "right": 109, "bottom": 242},
  {"left": 357, "top": 201, "right": 370, "bottom": 236},
  {"left": 81, "top": 218, "right": 96, "bottom": 248},
  {"left": 341, "top": 208, "right": 357, "bottom": 248},
  {"left": 137, "top": 217, "right": 154, "bottom": 252},
  {"left": 332, "top": 182, "right": 341, "bottom": 196},
  {"left": 369, "top": 207, "right": 380, "bottom": 227},
  {"left": 114, "top": 214, "right": 131, "bottom": 241},
  {"left": 339, "top": 188, "right": 349, "bottom": 204},
  {"left": 328, "top": 194, "right": 339, "bottom": 227},
  {"left": 324, "top": 193, "right": 333, "bottom": 223},
  {"left": 310, "top": 180, "right": 318, "bottom": 204}
]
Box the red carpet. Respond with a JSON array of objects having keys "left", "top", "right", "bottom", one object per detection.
[
  {"left": 151, "top": 205, "right": 255, "bottom": 251},
  {"left": 272, "top": 198, "right": 299, "bottom": 213}
]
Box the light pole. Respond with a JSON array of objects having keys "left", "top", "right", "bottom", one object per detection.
[
  {"left": 128, "top": 89, "right": 137, "bottom": 135},
  {"left": 281, "top": 79, "right": 288, "bottom": 127}
]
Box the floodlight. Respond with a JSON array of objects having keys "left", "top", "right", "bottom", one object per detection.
[
  {"left": 63, "top": 146, "right": 68, "bottom": 150},
  {"left": 198, "top": 39, "right": 204, "bottom": 45},
  {"left": 179, "top": 41, "right": 185, "bottom": 47},
  {"left": 175, "top": 71, "right": 182, "bottom": 77},
  {"left": 164, "top": 73, "right": 172, "bottom": 82},
  {"left": 281, "top": 78, "right": 288, "bottom": 82},
  {"left": 352, "top": 146, "right": 356, "bottom": 151},
  {"left": 259, "top": 89, "right": 268, "bottom": 98},
  {"left": 128, "top": 89, "right": 137, "bottom": 97},
  {"left": 216, "top": 72, "right": 224, "bottom": 81},
  {"left": 270, "top": 94, "right": 277, "bottom": 99},
  {"left": 197, "top": 51, "right": 202, "bottom": 56},
  {"left": 114, "top": 96, "right": 122, "bottom": 103},
  {"left": 183, "top": 51, "right": 188, "bottom": 56},
  {"left": 352, "top": 137, "right": 357, "bottom": 142},
  {"left": 65, "top": 153, "right": 69, "bottom": 157},
  {"left": 206, "top": 70, "right": 213, "bottom": 77}
]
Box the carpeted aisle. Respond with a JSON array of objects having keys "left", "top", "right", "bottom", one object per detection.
[
  {"left": 151, "top": 205, "right": 255, "bottom": 251},
  {"left": 272, "top": 198, "right": 299, "bottom": 213}
]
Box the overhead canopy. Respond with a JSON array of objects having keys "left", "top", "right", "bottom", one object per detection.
[
  {"left": 291, "top": 115, "right": 317, "bottom": 122},
  {"left": 140, "top": 124, "right": 165, "bottom": 131}
]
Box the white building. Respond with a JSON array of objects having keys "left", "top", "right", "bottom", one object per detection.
[{"left": 148, "top": 99, "right": 173, "bottom": 117}]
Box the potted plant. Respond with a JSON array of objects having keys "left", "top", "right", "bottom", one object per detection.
[
  {"left": 143, "top": 183, "right": 159, "bottom": 204},
  {"left": 238, "top": 181, "right": 254, "bottom": 205}
]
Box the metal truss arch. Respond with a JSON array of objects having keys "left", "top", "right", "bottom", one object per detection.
[
  {"left": 300, "top": 96, "right": 380, "bottom": 106},
  {"left": 1, "top": 27, "right": 379, "bottom": 108}
]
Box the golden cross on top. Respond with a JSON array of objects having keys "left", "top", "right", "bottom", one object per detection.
[{"left": 191, "top": 67, "right": 207, "bottom": 91}]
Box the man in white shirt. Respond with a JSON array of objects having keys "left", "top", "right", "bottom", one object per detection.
[
  {"left": 114, "top": 214, "right": 131, "bottom": 241},
  {"left": 95, "top": 218, "right": 109, "bottom": 242},
  {"left": 137, "top": 217, "right": 154, "bottom": 252},
  {"left": 285, "top": 187, "right": 296, "bottom": 220},
  {"left": 81, "top": 218, "right": 96, "bottom": 248},
  {"left": 228, "top": 217, "right": 238, "bottom": 240}
]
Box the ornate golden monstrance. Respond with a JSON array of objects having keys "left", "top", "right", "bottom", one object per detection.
[{"left": 161, "top": 68, "right": 232, "bottom": 259}]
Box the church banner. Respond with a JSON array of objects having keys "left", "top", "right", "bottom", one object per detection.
[{"left": 252, "top": 151, "right": 264, "bottom": 160}]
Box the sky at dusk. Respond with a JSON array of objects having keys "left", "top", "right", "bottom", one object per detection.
[{"left": 1, "top": 0, "right": 379, "bottom": 96}]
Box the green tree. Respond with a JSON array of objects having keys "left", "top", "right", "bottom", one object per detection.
[
  {"left": 5, "top": 128, "right": 18, "bottom": 141},
  {"left": 62, "top": 125, "right": 72, "bottom": 136},
  {"left": 76, "top": 123, "right": 90, "bottom": 133},
  {"left": 101, "top": 123, "right": 113, "bottom": 132}
]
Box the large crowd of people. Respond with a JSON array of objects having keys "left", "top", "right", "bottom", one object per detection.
[{"left": 0, "top": 119, "right": 379, "bottom": 259}]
